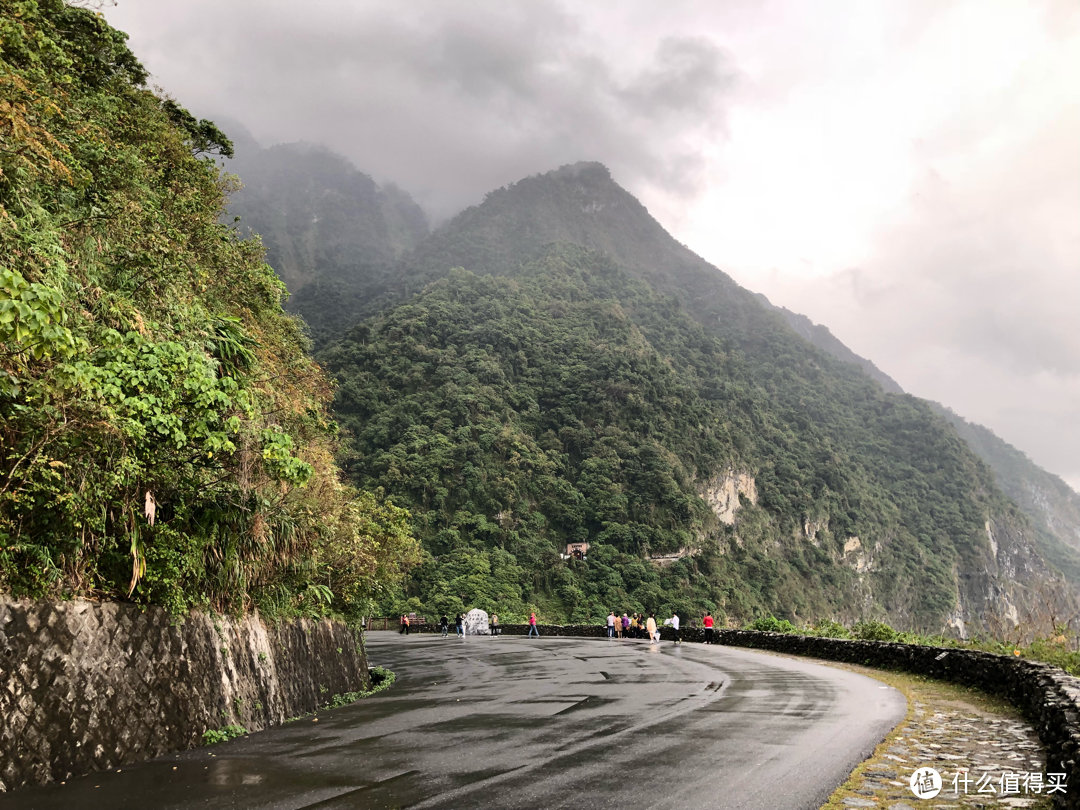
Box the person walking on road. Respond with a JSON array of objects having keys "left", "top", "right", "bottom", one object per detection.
[
  {"left": 455, "top": 614, "right": 464, "bottom": 638},
  {"left": 703, "top": 612, "right": 715, "bottom": 644},
  {"left": 621, "top": 613, "right": 629, "bottom": 639},
  {"left": 670, "top": 612, "right": 681, "bottom": 644},
  {"left": 606, "top": 611, "right": 616, "bottom": 638},
  {"left": 399, "top": 614, "right": 410, "bottom": 635},
  {"left": 491, "top": 613, "right": 500, "bottom": 636},
  {"left": 646, "top": 613, "right": 658, "bottom": 643},
  {"left": 528, "top": 612, "right": 540, "bottom": 638},
  {"left": 440, "top": 614, "right": 449, "bottom": 637}
]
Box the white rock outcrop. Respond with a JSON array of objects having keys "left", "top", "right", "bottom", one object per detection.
[{"left": 700, "top": 470, "right": 757, "bottom": 525}]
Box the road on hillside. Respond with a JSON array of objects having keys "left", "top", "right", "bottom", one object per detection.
[{"left": 2, "top": 635, "right": 907, "bottom": 810}]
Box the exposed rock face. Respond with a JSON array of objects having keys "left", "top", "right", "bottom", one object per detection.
[
  {"left": 0, "top": 598, "right": 369, "bottom": 792},
  {"left": 699, "top": 470, "right": 757, "bottom": 525},
  {"left": 954, "top": 512, "right": 1073, "bottom": 639},
  {"left": 932, "top": 402, "right": 1080, "bottom": 586},
  {"left": 843, "top": 536, "right": 875, "bottom": 574}
]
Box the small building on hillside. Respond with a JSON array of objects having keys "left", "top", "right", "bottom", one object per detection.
[{"left": 563, "top": 542, "right": 590, "bottom": 561}]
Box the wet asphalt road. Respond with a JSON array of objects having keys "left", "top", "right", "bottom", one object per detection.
[{"left": 2, "top": 634, "right": 906, "bottom": 810}]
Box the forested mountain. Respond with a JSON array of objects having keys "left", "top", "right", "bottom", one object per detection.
[
  {"left": 218, "top": 137, "right": 1075, "bottom": 631},
  {"left": 930, "top": 404, "right": 1080, "bottom": 582},
  {"left": 224, "top": 137, "right": 429, "bottom": 345},
  {"left": 755, "top": 295, "right": 904, "bottom": 394},
  {"left": 305, "top": 162, "right": 1066, "bottom": 631},
  {"left": 750, "top": 297, "right": 1080, "bottom": 589},
  {"left": 321, "top": 246, "right": 1043, "bottom": 628},
  {"left": 0, "top": 2, "right": 417, "bottom": 619}
]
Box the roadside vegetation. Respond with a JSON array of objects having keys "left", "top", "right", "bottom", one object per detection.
[{"left": 0, "top": 1, "right": 419, "bottom": 621}]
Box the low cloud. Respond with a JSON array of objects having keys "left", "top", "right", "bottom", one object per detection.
[
  {"left": 109, "top": 0, "right": 736, "bottom": 222},
  {"left": 107, "top": 0, "right": 1079, "bottom": 490}
]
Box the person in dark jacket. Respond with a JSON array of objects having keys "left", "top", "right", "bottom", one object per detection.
[{"left": 440, "top": 615, "right": 449, "bottom": 637}]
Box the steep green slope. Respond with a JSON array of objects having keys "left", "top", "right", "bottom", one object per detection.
[
  {"left": 224, "top": 139, "right": 429, "bottom": 346},
  {"left": 755, "top": 294, "right": 904, "bottom": 394},
  {"left": 322, "top": 246, "right": 1042, "bottom": 629},
  {"left": 931, "top": 404, "right": 1080, "bottom": 581},
  {"left": 750, "top": 294, "right": 1080, "bottom": 588},
  {"left": 0, "top": 1, "right": 418, "bottom": 617},
  {"left": 216, "top": 145, "right": 1066, "bottom": 630}
]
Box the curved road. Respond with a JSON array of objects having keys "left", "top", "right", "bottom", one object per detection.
[{"left": 2, "top": 634, "right": 906, "bottom": 810}]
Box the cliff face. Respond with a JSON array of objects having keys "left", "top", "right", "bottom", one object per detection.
[
  {"left": 930, "top": 403, "right": 1080, "bottom": 587},
  {"left": 750, "top": 297, "right": 1080, "bottom": 607}
]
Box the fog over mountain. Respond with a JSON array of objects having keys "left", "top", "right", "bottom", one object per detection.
[{"left": 104, "top": 0, "right": 1080, "bottom": 492}]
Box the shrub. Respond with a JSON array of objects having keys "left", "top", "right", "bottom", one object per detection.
[
  {"left": 201, "top": 725, "right": 247, "bottom": 745},
  {"left": 750, "top": 616, "right": 797, "bottom": 634},
  {"left": 808, "top": 619, "right": 852, "bottom": 639},
  {"left": 852, "top": 620, "right": 899, "bottom": 642}
]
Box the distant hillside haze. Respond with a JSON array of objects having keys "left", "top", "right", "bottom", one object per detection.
[
  {"left": 224, "top": 136, "right": 429, "bottom": 344},
  {"left": 754, "top": 294, "right": 904, "bottom": 395},
  {"left": 931, "top": 404, "right": 1080, "bottom": 576},
  {"left": 750, "top": 299, "right": 1080, "bottom": 583},
  {"left": 225, "top": 147, "right": 1077, "bottom": 629}
]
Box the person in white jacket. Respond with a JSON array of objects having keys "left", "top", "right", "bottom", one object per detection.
[{"left": 670, "top": 613, "right": 681, "bottom": 644}]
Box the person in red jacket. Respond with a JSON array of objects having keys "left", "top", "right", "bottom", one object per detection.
[
  {"left": 703, "top": 612, "right": 715, "bottom": 644},
  {"left": 528, "top": 612, "right": 540, "bottom": 638}
]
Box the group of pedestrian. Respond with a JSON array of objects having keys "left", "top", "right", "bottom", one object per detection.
[
  {"left": 434, "top": 612, "right": 504, "bottom": 638},
  {"left": 407, "top": 608, "right": 718, "bottom": 644},
  {"left": 438, "top": 614, "right": 468, "bottom": 637},
  {"left": 606, "top": 611, "right": 663, "bottom": 642},
  {"left": 605, "top": 610, "right": 718, "bottom": 645}
]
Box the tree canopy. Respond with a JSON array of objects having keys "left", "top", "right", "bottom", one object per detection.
[
  {"left": 322, "top": 246, "right": 1022, "bottom": 628},
  {"left": 0, "top": 0, "right": 418, "bottom": 619}
]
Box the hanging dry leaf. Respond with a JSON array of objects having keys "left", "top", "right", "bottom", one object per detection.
[{"left": 144, "top": 490, "right": 156, "bottom": 527}]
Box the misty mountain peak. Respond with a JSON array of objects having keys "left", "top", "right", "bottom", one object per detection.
[
  {"left": 225, "top": 141, "right": 429, "bottom": 291},
  {"left": 414, "top": 160, "right": 702, "bottom": 285}
]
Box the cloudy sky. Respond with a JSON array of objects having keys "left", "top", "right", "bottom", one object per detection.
[{"left": 105, "top": 0, "right": 1079, "bottom": 490}]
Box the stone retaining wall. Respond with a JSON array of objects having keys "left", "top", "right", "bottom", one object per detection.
[
  {"left": 0, "top": 598, "right": 369, "bottom": 792},
  {"left": 498, "top": 623, "right": 1080, "bottom": 809}
]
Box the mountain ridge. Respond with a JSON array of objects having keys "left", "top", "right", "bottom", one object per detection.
[{"left": 224, "top": 147, "right": 1076, "bottom": 630}]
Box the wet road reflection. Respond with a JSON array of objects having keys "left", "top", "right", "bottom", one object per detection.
[{"left": 0, "top": 635, "right": 905, "bottom": 810}]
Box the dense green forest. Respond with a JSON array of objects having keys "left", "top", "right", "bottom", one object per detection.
[
  {"left": 321, "top": 245, "right": 1033, "bottom": 628},
  {"left": 0, "top": 1, "right": 418, "bottom": 619}
]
